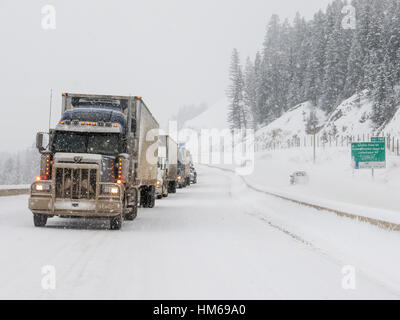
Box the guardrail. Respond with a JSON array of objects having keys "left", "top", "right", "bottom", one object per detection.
[
  {"left": 0, "top": 188, "right": 30, "bottom": 197},
  {"left": 206, "top": 165, "right": 400, "bottom": 232}
]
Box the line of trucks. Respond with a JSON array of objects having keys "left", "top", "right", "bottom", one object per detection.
[{"left": 29, "top": 93, "right": 197, "bottom": 230}]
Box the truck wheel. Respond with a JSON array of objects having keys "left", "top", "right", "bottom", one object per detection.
[
  {"left": 168, "top": 182, "right": 177, "bottom": 194},
  {"left": 147, "top": 186, "right": 155, "bottom": 208},
  {"left": 141, "top": 188, "right": 149, "bottom": 208},
  {"left": 124, "top": 205, "right": 137, "bottom": 221},
  {"left": 33, "top": 214, "right": 47, "bottom": 227},
  {"left": 157, "top": 195, "right": 162, "bottom": 200},
  {"left": 110, "top": 214, "right": 123, "bottom": 230},
  {"left": 148, "top": 192, "right": 155, "bottom": 208}
]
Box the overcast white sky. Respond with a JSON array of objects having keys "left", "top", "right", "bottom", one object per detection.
[{"left": 0, "top": 0, "right": 333, "bottom": 152}]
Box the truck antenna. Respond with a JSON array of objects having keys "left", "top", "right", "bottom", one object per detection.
[{"left": 48, "top": 89, "right": 53, "bottom": 131}]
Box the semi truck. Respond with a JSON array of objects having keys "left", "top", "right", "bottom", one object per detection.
[
  {"left": 158, "top": 135, "right": 178, "bottom": 195},
  {"left": 177, "top": 146, "right": 191, "bottom": 188},
  {"left": 29, "top": 93, "right": 159, "bottom": 230},
  {"left": 156, "top": 135, "right": 178, "bottom": 199}
]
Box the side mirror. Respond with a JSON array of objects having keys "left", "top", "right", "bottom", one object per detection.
[{"left": 36, "top": 132, "right": 47, "bottom": 153}]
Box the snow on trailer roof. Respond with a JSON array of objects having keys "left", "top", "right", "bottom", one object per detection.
[
  {"left": 62, "top": 93, "right": 143, "bottom": 112},
  {"left": 61, "top": 108, "right": 127, "bottom": 127}
]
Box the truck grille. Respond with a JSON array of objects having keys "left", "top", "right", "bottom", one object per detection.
[{"left": 55, "top": 168, "right": 97, "bottom": 200}]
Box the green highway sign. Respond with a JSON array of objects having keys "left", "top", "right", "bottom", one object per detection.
[
  {"left": 351, "top": 142, "right": 386, "bottom": 169},
  {"left": 371, "top": 137, "right": 386, "bottom": 143}
]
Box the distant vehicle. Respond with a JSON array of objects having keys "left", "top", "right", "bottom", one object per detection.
[
  {"left": 177, "top": 146, "right": 191, "bottom": 188},
  {"left": 155, "top": 162, "right": 168, "bottom": 199},
  {"left": 190, "top": 166, "right": 197, "bottom": 184},
  {"left": 158, "top": 135, "right": 178, "bottom": 194},
  {"left": 177, "top": 161, "right": 187, "bottom": 189},
  {"left": 290, "top": 171, "right": 309, "bottom": 185}
]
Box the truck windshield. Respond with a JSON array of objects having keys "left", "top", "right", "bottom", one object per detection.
[{"left": 53, "top": 132, "right": 121, "bottom": 156}]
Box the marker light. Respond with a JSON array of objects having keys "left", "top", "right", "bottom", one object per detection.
[
  {"left": 116, "top": 180, "right": 122, "bottom": 185},
  {"left": 35, "top": 176, "right": 41, "bottom": 182},
  {"left": 42, "top": 154, "right": 51, "bottom": 180}
]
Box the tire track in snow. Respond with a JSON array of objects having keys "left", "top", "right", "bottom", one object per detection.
[
  {"left": 212, "top": 165, "right": 400, "bottom": 298},
  {"left": 206, "top": 165, "right": 400, "bottom": 232}
]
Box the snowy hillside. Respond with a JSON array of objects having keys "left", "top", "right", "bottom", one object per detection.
[
  {"left": 382, "top": 101, "right": 400, "bottom": 137},
  {"left": 254, "top": 90, "right": 400, "bottom": 149},
  {"left": 320, "top": 90, "right": 375, "bottom": 138},
  {"left": 184, "top": 97, "right": 230, "bottom": 131},
  {"left": 254, "top": 102, "right": 326, "bottom": 148}
]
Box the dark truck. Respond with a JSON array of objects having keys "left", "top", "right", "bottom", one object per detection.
[{"left": 29, "top": 93, "right": 159, "bottom": 230}]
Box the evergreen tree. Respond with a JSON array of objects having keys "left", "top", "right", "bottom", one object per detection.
[
  {"left": 344, "top": 32, "right": 364, "bottom": 97},
  {"left": 227, "top": 49, "right": 247, "bottom": 130},
  {"left": 230, "top": 0, "right": 400, "bottom": 129},
  {"left": 243, "top": 57, "right": 257, "bottom": 129}
]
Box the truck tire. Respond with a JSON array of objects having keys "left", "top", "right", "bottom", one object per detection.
[
  {"left": 157, "top": 194, "right": 162, "bottom": 200},
  {"left": 110, "top": 214, "right": 123, "bottom": 230},
  {"left": 168, "top": 182, "right": 177, "bottom": 194},
  {"left": 141, "top": 188, "right": 149, "bottom": 208},
  {"left": 33, "top": 214, "right": 47, "bottom": 227},
  {"left": 124, "top": 205, "right": 137, "bottom": 221},
  {"left": 148, "top": 187, "right": 156, "bottom": 208}
]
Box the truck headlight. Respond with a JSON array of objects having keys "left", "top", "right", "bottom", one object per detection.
[
  {"left": 110, "top": 187, "right": 119, "bottom": 194},
  {"left": 102, "top": 185, "right": 120, "bottom": 195},
  {"left": 177, "top": 176, "right": 182, "bottom": 181},
  {"left": 33, "top": 183, "right": 51, "bottom": 192},
  {"left": 156, "top": 180, "right": 161, "bottom": 188}
]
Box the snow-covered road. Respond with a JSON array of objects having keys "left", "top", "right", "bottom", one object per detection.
[{"left": 0, "top": 166, "right": 399, "bottom": 299}]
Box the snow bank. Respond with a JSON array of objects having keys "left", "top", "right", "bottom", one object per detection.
[{"left": 242, "top": 147, "right": 400, "bottom": 224}]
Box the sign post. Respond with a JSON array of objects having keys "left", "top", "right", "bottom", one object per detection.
[{"left": 351, "top": 139, "right": 386, "bottom": 178}]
